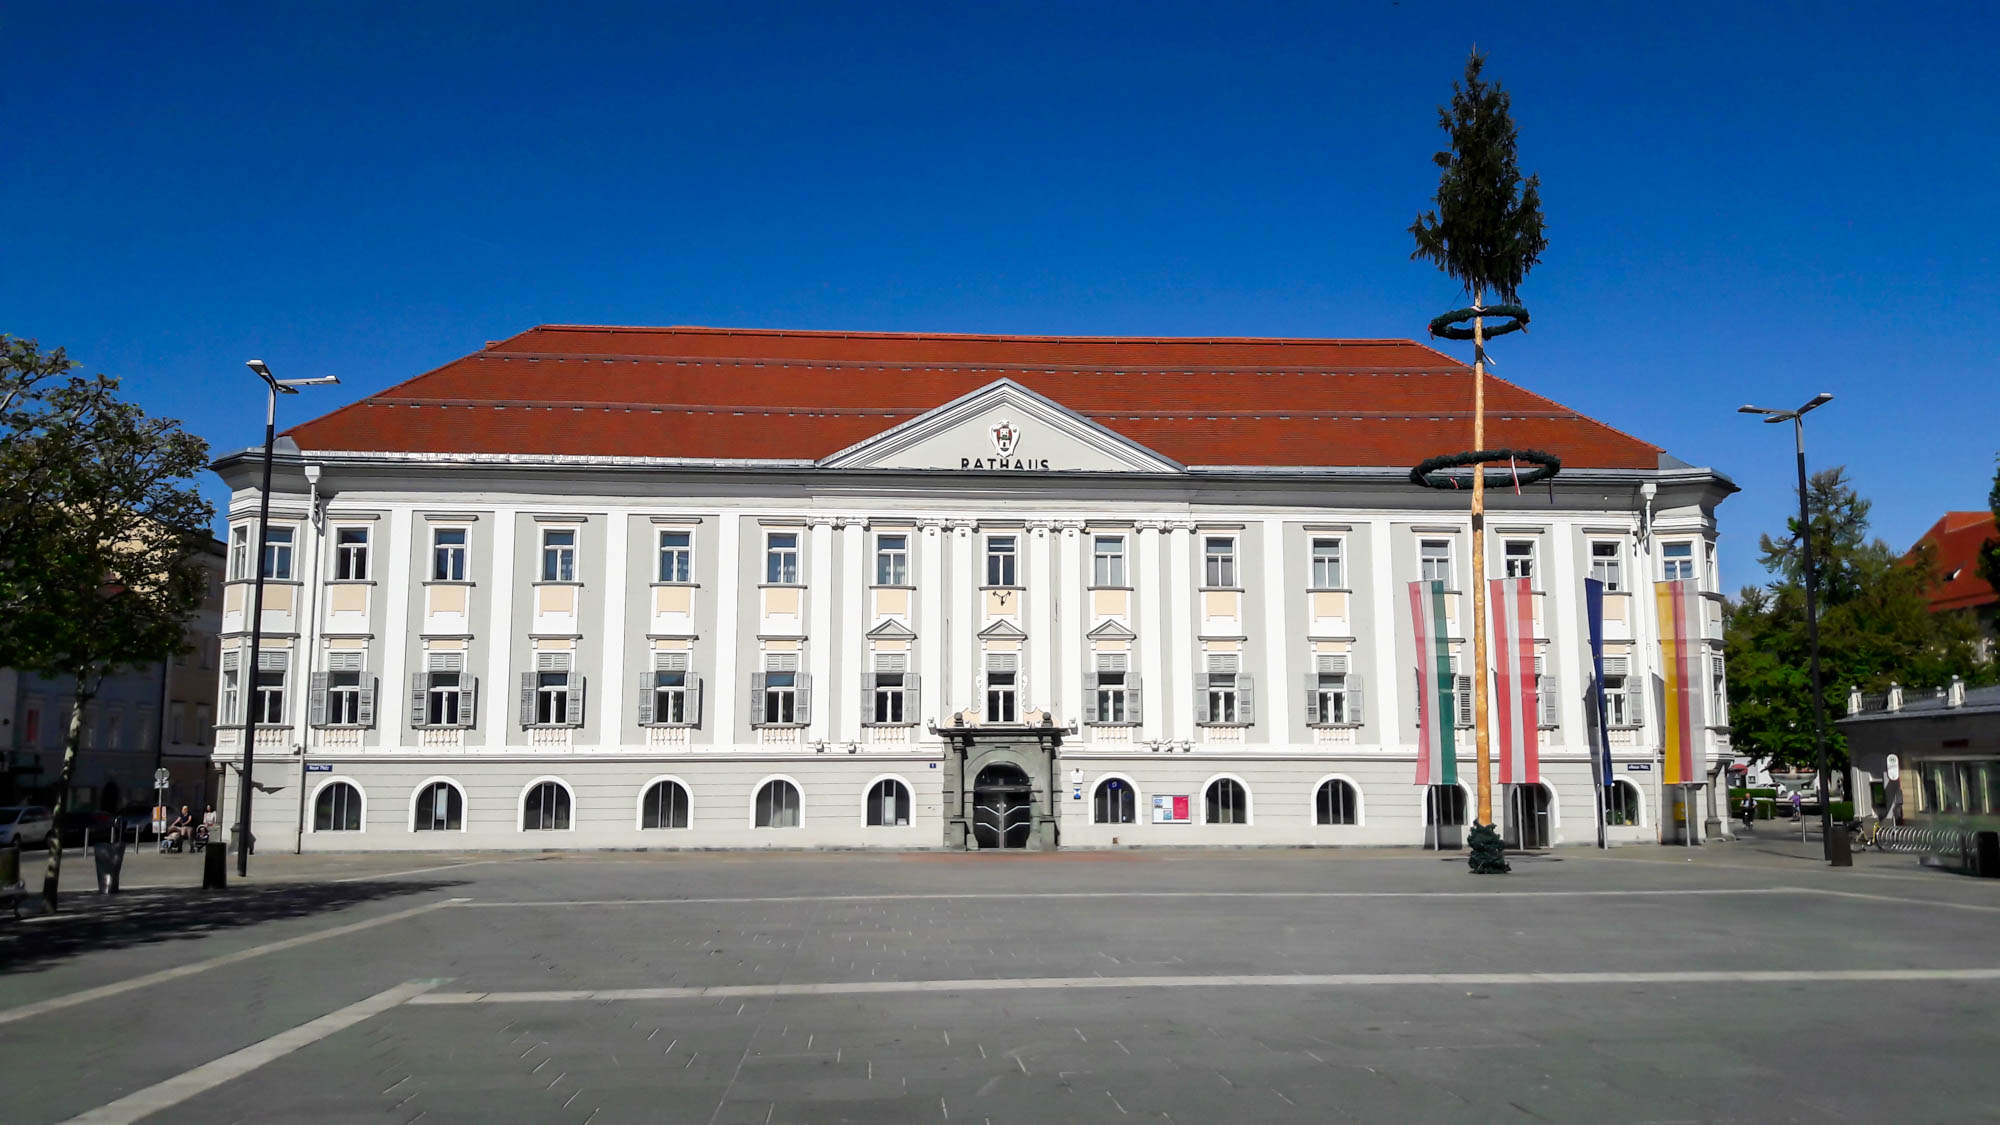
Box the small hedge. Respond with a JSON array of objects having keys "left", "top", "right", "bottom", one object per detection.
[{"left": 1726, "top": 789, "right": 1853, "bottom": 822}]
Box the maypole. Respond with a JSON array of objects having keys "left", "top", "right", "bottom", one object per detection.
[{"left": 1408, "top": 49, "right": 1551, "bottom": 874}]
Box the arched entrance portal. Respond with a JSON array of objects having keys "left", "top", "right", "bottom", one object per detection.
[
  {"left": 1510, "top": 783, "right": 1555, "bottom": 849},
  {"left": 972, "top": 763, "right": 1034, "bottom": 850}
]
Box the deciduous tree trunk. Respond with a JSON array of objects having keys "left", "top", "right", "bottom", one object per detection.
[{"left": 42, "top": 672, "right": 91, "bottom": 912}]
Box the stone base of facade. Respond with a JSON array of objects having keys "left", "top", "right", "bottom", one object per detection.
[{"left": 215, "top": 750, "right": 1670, "bottom": 854}]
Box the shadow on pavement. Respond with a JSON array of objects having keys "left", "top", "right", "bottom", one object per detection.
[{"left": 0, "top": 879, "right": 464, "bottom": 975}]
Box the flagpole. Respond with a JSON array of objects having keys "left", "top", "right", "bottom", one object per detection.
[{"left": 1470, "top": 289, "right": 1494, "bottom": 829}]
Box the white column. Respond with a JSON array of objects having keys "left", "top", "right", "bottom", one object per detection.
[
  {"left": 808, "top": 518, "right": 835, "bottom": 744},
  {"left": 1028, "top": 522, "right": 1054, "bottom": 714},
  {"left": 919, "top": 521, "right": 945, "bottom": 729},
  {"left": 1548, "top": 521, "right": 1586, "bottom": 749},
  {"left": 951, "top": 521, "right": 977, "bottom": 712},
  {"left": 379, "top": 508, "right": 414, "bottom": 750},
  {"left": 1166, "top": 523, "right": 1196, "bottom": 743},
  {"left": 1057, "top": 523, "right": 1085, "bottom": 722},
  {"left": 1369, "top": 519, "right": 1401, "bottom": 751},
  {"left": 839, "top": 519, "right": 865, "bottom": 744},
  {"left": 599, "top": 513, "right": 628, "bottom": 749},
  {"left": 711, "top": 513, "right": 742, "bottom": 747},
  {"left": 1259, "top": 517, "right": 1291, "bottom": 746},
  {"left": 482, "top": 510, "right": 516, "bottom": 742},
  {"left": 1137, "top": 524, "right": 1165, "bottom": 743}
]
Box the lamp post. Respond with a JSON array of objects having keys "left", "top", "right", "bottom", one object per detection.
[
  {"left": 1738, "top": 392, "right": 1848, "bottom": 866},
  {"left": 238, "top": 360, "right": 338, "bottom": 877}
]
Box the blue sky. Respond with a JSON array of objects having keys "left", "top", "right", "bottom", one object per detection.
[{"left": 5, "top": 1, "right": 1994, "bottom": 587}]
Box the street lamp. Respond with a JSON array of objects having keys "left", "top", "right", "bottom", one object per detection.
[
  {"left": 238, "top": 360, "right": 338, "bottom": 877},
  {"left": 1738, "top": 392, "right": 1848, "bottom": 866}
]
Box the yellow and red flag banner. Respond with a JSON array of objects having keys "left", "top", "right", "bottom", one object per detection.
[{"left": 1654, "top": 578, "right": 1707, "bottom": 785}]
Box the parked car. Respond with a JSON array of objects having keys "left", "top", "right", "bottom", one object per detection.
[
  {"left": 0, "top": 806, "right": 56, "bottom": 848},
  {"left": 53, "top": 809, "right": 115, "bottom": 847},
  {"left": 115, "top": 804, "right": 158, "bottom": 841}
]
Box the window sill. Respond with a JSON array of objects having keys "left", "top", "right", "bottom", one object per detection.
[
  {"left": 1306, "top": 722, "right": 1364, "bottom": 730},
  {"left": 860, "top": 721, "right": 919, "bottom": 728},
  {"left": 758, "top": 582, "right": 806, "bottom": 590},
  {"left": 1085, "top": 721, "right": 1141, "bottom": 728},
  {"left": 1196, "top": 721, "right": 1253, "bottom": 729},
  {"left": 532, "top": 580, "right": 584, "bottom": 587},
  {"left": 640, "top": 723, "right": 701, "bottom": 730},
  {"left": 751, "top": 723, "right": 808, "bottom": 730},
  {"left": 411, "top": 724, "right": 476, "bottom": 731},
  {"left": 230, "top": 577, "right": 303, "bottom": 587},
  {"left": 1305, "top": 587, "right": 1352, "bottom": 594},
  {"left": 869, "top": 584, "right": 917, "bottom": 591},
  {"left": 979, "top": 585, "right": 1024, "bottom": 593},
  {"left": 309, "top": 724, "right": 374, "bottom": 731},
  {"left": 1087, "top": 585, "right": 1134, "bottom": 593},
  {"left": 650, "top": 581, "right": 701, "bottom": 588},
  {"left": 523, "top": 724, "right": 585, "bottom": 730},
  {"left": 423, "top": 579, "right": 476, "bottom": 587},
  {"left": 325, "top": 579, "right": 377, "bottom": 586}
]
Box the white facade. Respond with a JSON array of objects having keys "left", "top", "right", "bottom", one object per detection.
[{"left": 211, "top": 353, "right": 1734, "bottom": 852}]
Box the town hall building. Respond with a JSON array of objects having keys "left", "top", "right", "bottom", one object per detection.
[{"left": 210, "top": 325, "right": 1734, "bottom": 852}]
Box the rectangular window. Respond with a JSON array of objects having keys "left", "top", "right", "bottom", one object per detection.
[
  {"left": 1093, "top": 536, "right": 1126, "bottom": 587},
  {"left": 168, "top": 702, "right": 185, "bottom": 744},
  {"left": 253, "top": 669, "right": 285, "bottom": 725},
  {"left": 1504, "top": 540, "right": 1535, "bottom": 581},
  {"left": 426, "top": 671, "right": 462, "bottom": 726},
  {"left": 1094, "top": 653, "right": 1129, "bottom": 723},
  {"left": 1310, "top": 538, "right": 1343, "bottom": 589},
  {"left": 334, "top": 527, "right": 370, "bottom": 580},
  {"left": 1204, "top": 537, "right": 1237, "bottom": 588},
  {"left": 432, "top": 528, "right": 467, "bottom": 581},
  {"left": 222, "top": 668, "right": 241, "bottom": 727},
  {"left": 1589, "top": 542, "right": 1623, "bottom": 591},
  {"left": 1711, "top": 654, "right": 1727, "bottom": 723},
  {"left": 1205, "top": 654, "right": 1239, "bottom": 724},
  {"left": 986, "top": 536, "right": 1017, "bottom": 586},
  {"left": 766, "top": 533, "right": 799, "bottom": 584},
  {"left": 1420, "top": 539, "right": 1452, "bottom": 585},
  {"left": 657, "top": 530, "right": 693, "bottom": 583},
  {"left": 652, "top": 669, "right": 688, "bottom": 724},
  {"left": 763, "top": 654, "right": 799, "bottom": 724},
  {"left": 541, "top": 529, "right": 576, "bottom": 582},
  {"left": 873, "top": 653, "right": 909, "bottom": 724},
  {"left": 985, "top": 653, "right": 1018, "bottom": 723},
  {"left": 876, "top": 534, "right": 909, "bottom": 586},
  {"left": 229, "top": 526, "right": 249, "bottom": 580},
  {"left": 1662, "top": 541, "right": 1696, "bottom": 581},
  {"left": 535, "top": 671, "right": 573, "bottom": 725},
  {"left": 1317, "top": 673, "right": 1348, "bottom": 725},
  {"left": 327, "top": 670, "right": 363, "bottom": 725},
  {"left": 195, "top": 705, "right": 213, "bottom": 742},
  {"left": 262, "top": 526, "right": 294, "bottom": 580}
]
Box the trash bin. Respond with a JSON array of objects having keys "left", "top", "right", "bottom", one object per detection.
[
  {"left": 0, "top": 844, "right": 18, "bottom": 888},
  {"left": 1826, "top": 825, "right": 1852, "bottom": 867},
  {"left": 1976, "top": 831, "right": 2000, "bottom": 879},
  {"left": 92, "top": 841, "right": 126, "bottom": 894},
  {"left": 201, "top": 837, "right": 228, "bottom": 890}
]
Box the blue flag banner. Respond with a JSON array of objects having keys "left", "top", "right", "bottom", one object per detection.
[{"left": 1585, "top": 576, "right": 1613, "bottom": 794}]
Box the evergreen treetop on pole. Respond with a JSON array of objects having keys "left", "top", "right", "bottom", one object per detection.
[{"left": 1409, "top": 49, "right": 1548, "bottom": 305}]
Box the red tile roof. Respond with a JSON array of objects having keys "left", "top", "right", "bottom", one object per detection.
[
  {"left": 285, "top": 325, "right": 1668, "bottom": 470},
  {"left": 1910, "top": 511, "right": 2000, "bottom": 613}
]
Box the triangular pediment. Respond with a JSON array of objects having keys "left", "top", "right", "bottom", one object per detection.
[
  {"left": 865, "top": 618, "right": 917, "bottom": 639},
  {"left": 977, "top": 618, "right": 1029, "bottom": 640},
  {"left": 1085, "top": 619, "right": 1137, "bottom": 640},
  {"left": 820, "top": 379, "right": 1183, "bottom": 474}
]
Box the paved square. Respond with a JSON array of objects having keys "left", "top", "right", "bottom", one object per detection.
[{"left": 6, "top": 845, "right": 2000, "bottom": 1123}]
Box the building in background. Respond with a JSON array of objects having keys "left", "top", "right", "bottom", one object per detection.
[
  {"left": 1910, "top": 511, "right": 2000, "bottom": 662},
  {"left": 209, "top": 326, "right": 1734, "bottom": 852},
  {"left": 1, "top": 539, "right": 226, "bottom": 815}
]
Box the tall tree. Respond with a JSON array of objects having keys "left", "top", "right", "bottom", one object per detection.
[
  {"left": 1, "top": 336, "right": 213, "bottom": 910},
  {"left": 1726, "top": 467, "right": 1986, "bottom": 771},
  {"left": 1409, "top": 48, "right": 1547, "bottom": 867}
]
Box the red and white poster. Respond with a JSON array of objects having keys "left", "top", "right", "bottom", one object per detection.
[{"left": 1153, "top": 794, "right": 1191, "bottom": 823}]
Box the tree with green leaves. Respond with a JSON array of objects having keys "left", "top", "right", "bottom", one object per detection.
[
  {"left": 1409, "top": 48, "right": 1547, "bottom": 869},
  {"left": 2, "top": 336, "right": 213, "bottom": 910},
  {"left": 1725, "top": 467, "right": 1987, "bottom": 771}
]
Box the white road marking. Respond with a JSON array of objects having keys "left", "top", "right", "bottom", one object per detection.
[
  {"left": 0, "top": 898, "right": 467, "bottom": 1027},
  {"left": 455, "top": 888, "right": 1805, "bottom": 908},
  {"left": 58, "top": 979, "right": 441, "bottom": 1125},
  {"left": 407, "top": 966, "right": 2000, "bottom": 1005},
  {"left": 1788, "top": 886, "right": 2000, "bottom": 915},
  {"left": 333, "top": 859, "right": 508, "bottom": 884}
]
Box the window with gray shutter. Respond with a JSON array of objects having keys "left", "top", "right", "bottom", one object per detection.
[
  {"left": 1090, "top": 652, "right": 1131, "bottom": 724},
  {"left": 1454, "top": 674, "right": 1474, "bottom": 728},
  {"left": 1202, "top": 653, "right": 1241, "bottom": 724}
]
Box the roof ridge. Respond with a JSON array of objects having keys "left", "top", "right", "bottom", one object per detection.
[
  {"left": 505, "top": 324, "right": 1450, "bottom": 348},
  {"left": 476, "top": 350, "right": 1468, "bottom": 375}
]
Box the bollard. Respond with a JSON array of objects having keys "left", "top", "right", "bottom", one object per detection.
[{"left": 201, "top": 838, "right": 227, "bottom": 890}]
